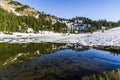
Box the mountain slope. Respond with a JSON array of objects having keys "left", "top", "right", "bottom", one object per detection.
[
  {"left": 0, "top": 0, "right": 120, "bottom": 34},
  {"left": 0, "top": 0, "right": 38, "bottom": 17},
  {"left": 0, "top": 0, "right": 67, "bottom": 33}
]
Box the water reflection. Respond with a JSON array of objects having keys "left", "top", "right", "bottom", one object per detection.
[
  {"left": 0, "top": 47, "right": 120, "bottom": 80},
  {"left": 0, "top": 43, "right": 67, "bottom": 70}
]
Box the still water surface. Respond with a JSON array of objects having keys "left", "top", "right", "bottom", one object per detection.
[{"left": 0, "top": 43, "right": 120, "bottom": 80}]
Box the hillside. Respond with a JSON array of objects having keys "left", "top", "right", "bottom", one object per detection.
[
  {"left": 0, "top": 0, "right": 59, "bottom": 21},
  {"left": 0, "top": 0, "right": 120, "bottom": 34},
  {"left": 60, "top": 17, "right": 120, "bottom": 33},
  {"left": 0, "top": 0, "right": 38, "bottom": 17},
  {"left": 0, "top": 0, "right": 67, "bottom": 33}
]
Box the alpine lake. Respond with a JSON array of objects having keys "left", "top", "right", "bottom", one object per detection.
[{"left": 0, "top": 43, "right": 120, "bottom": 80}]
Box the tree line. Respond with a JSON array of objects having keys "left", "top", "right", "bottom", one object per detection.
[
  {"left": 0, "top": 7, "right": 120, "bottom": 34},
  {"left": 71, "top": 17, "right": 120, "bottom": 33},
  {"left": 0, "top": 8, "right": 67, "bottom": 33}
]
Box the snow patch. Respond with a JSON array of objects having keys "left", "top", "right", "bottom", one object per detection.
[{"left": 0, "top": 27, "right": 120, "bottom": 46}]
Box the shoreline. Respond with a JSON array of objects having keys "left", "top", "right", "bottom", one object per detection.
[
  {"left": 0, "top": 32, "right": 120, "bottom": 46},
  {"left": 0, "top": 26, "right": 120, "bottom": 46}
]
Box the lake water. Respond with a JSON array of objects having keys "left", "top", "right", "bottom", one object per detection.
[{"left": 0, "top": 43, "right": 120, "bottom": 80}]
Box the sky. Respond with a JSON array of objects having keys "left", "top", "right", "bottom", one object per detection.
[{"left": 14, "top": 0, "right": 120, "bottom": 22}]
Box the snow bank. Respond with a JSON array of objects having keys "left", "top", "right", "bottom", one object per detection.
[{"left": 0, "top": 27, "right": 120, "bottom": 46}]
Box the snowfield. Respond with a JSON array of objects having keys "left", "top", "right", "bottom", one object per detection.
[{"left": 0, "top": 27, "right": 120, "bottom": 46}]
